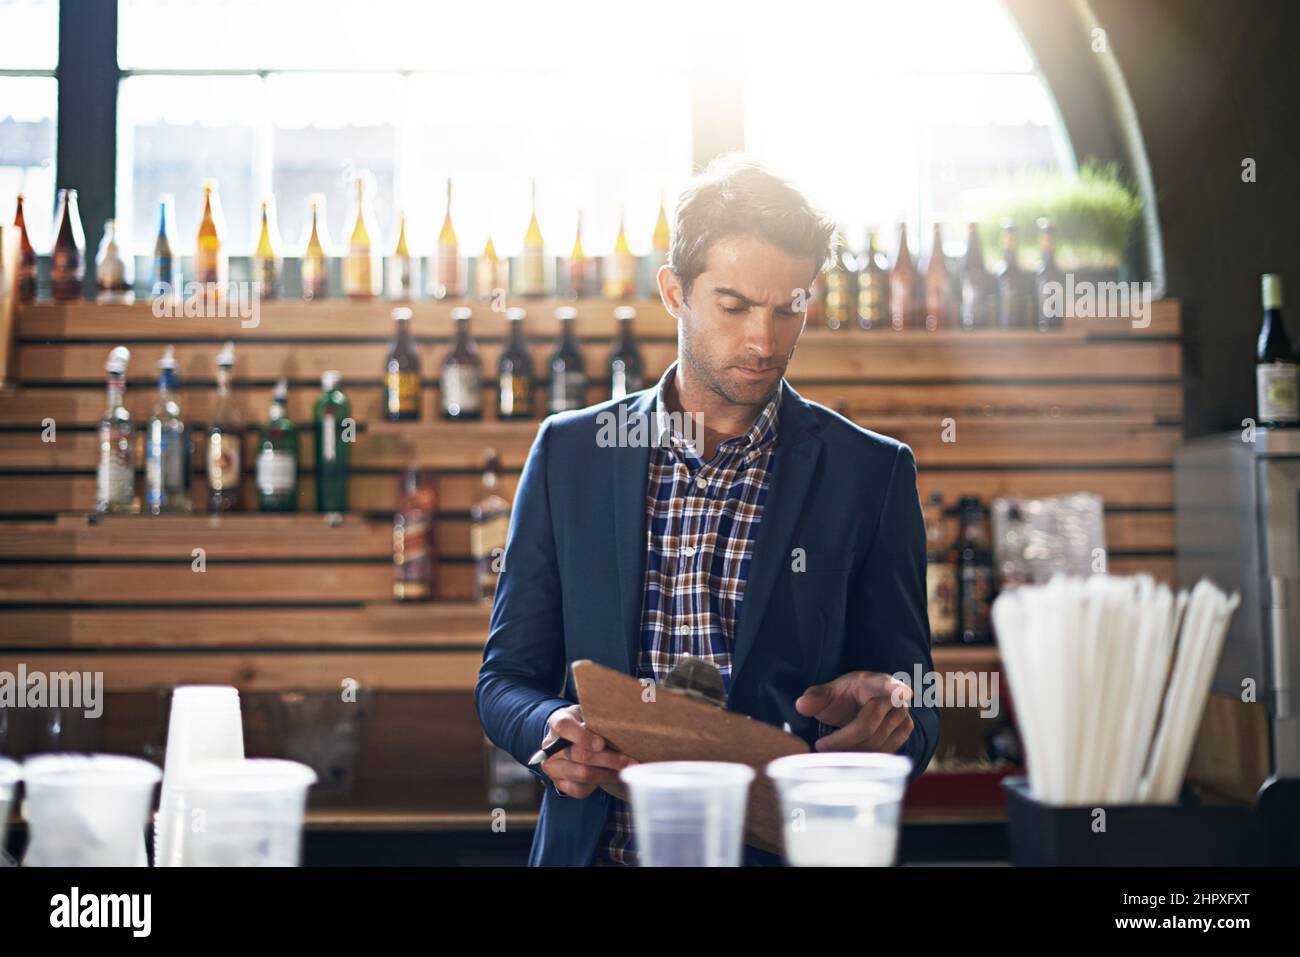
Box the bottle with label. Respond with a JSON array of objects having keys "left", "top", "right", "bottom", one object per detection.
[
  {"left": 603, "top": 206, "right": 638, "bottom": 301},
  {"left": 1034, "top": 217, "right": 1064, "bottom": 331},
  {"left": 959, "top": 222, "right": 995, "bottom": 330},
  {"left": 651, "top": 188, "right": 671, "bottom": 271},
  {"left": 922, "top": 223, "right": 954, "bottom": 331},
  {"left": 300, "top": 194, "right": 331, "bottom": 302},
  {"left": 956, "top": 496, "right": 995, "bottom": 644},
  {"left": 548, "top": 307, "right": 587, "bottom": 414},
  {"left": 383, "top": 306, "right": 422, "bottom": 421},
  {"left": 855, "top": 229, "right": 889, "bottom": 331},
  {"left": 393, "top": 466, "right": 437, "bottom": 601},
  {"left": 50, "top": 188, "right": 86, "bottom": 302},
  {"left": 314, "top": 370, "right": 350, "bottom": 514},
  {"left": 924, "top": 492, "right": 957, "bottom": 644},
  {"left": 152, "top": 195, "right": 178, "bottom": 301},
  {"left": 343, "top": 171, "right": 382, "bottom": 299},
  {"left": 253, "top": 198, "right": 283, "bottom": 299},
  {"left": 145, "top": 346, "right": 192, "bottom": 515},
  {"left": 1257, "top": 273, "right": 1297, "bottom": 427},
  {"left": 435, "top": 180, "right": 462, "bottom": 299},
  {"left": 519, "top": 178, "right": 547, "bottom": 297},
  {"left": 995, "top": 221, "right": 1033, "bottom": 328},
  {"left": 889, "top": 222, "right": 917, "bottom": 331},
  {"left": 471, "top": 450, "right": 511, "bottom": 603},
  {"left": 498, "top": 307, "right": 535, "bottom": 419},
  {"left": 475, "top": 230, "right": 504, "bottom": 303},
  {"left": 207, "top": 342, "right": 242, "bottom": 512},
  {"left": 566, "top": 211, "right": 590, "bottom": 299},
  {"left": 257, "top": 379, "right": 298, "bottom": 512},
  {"left": 95, "top": 346, "right": 134, "bottom": 513},
  {"left": 94, "top": 219, "right": 134, "bottom": 305},
  {"left": 823, "top": 231, "right": 857, "bottom": 331},
  {"left": 194, "top": 180, "right": 228, "bottom": 295},
  {"left": 609, "top": 306, "right": 645, "bottom": 400},
  {"left": 13, "top": 193, "right": 38, "bottom": 303},
  {"left": 441, "top": 306, "right": 483, "bottom": 420},
  {"left": 388, "top": 208, "right": 416, "bottom": 300}
]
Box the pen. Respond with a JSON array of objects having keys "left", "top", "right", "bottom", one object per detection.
[{"left": 527, "top": 736, "right": 573, "bottom": 767}]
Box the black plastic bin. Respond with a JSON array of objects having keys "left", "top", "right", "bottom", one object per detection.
[{"left": 1002, "top": 777, "right": 1266, "bottom": 866}]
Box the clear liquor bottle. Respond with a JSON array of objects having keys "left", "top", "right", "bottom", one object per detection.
[
  {"left": 145, "top": 345, "right": 192, "bottom": 514},
  {"left": 207, "top": 342, "right": 243, "bottom": 512},
  {"left": 95, "top": 346, "right": 134, "bottom": 513}
]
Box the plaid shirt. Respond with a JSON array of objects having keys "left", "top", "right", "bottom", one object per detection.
[{"left": 596, "top": 361, "right": 782, "bottom": 865}]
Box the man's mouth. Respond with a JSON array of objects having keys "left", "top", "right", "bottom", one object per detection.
[{"left": 732, "top": 366, "right": 778, "bottom": 380}]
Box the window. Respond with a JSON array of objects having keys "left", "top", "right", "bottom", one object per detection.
[{"left": 0, "top": 0, "right": 59, "bottom": 248}]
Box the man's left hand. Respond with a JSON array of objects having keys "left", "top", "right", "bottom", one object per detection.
[{"left": 795, "top": 671, "right": 914, "bottom": 753}]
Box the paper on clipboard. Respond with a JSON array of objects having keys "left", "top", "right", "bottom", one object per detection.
[{"left": 571, "top": 659, "right": 809, "bottom": 855}]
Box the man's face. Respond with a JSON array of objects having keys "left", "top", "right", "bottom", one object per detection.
[{"left": 661, "top": 234, "right": 813, "bottom": 408}]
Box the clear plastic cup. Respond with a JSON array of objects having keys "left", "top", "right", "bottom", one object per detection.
[
  {"left": 0, "top": 756, "right": 20, "bottom": 859},
  {"left": 765, "top": 752, "right": 912, "bottom": 866},
  {"left": 155, "top": 686, "right": 245, "bottom": 867},
  {"left": 174, "top": 758, "right": 316, "bottom": 867},
  {"left": 619, "top": 761, "right": 755, "bottom": 867},
  {"left": 21, "top": 754, "right": 162, "bottom": 867}
]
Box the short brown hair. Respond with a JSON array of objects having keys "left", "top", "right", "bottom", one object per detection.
[{"left": 668, "top": 153, "right": 836, "bottom": 301}]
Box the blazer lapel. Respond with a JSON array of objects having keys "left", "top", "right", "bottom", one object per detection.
[{"left": 611, "top": 388, "right": 658, "bottom": 674}]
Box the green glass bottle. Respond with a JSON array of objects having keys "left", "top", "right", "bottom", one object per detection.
[
  {"left": 314, "top": 370, "right": 351, "bottom": 514},
  {"left": 257, "top": 378, "right": 299, "bottom": 512}
]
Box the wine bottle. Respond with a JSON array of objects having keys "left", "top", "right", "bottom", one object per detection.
[
  {"left": 609, "top": 306, "right": 645, "bottom": 400},
  {"left": 602, "top": 206, "right": 637, "bottom": 301},
  {"left": 441, "top": 306, "right": 483, "bottom": 420},
  {"left": 207, "top": 342, "right": 243, "bottom": 513},
  {"left": 475, "top": 231, "right": 504, "bottom": 304},
  {"left": 435, "top": 180, "right": 462, "bottom": 298},
  {"left": 1257, "top": 273, "right": 1297, "bottom": 428},
  {"left": 823, "top": 231, "right": 856, "bottom": 331},
  {"left": 922, "top": 223, "right": 954, "bottom": 331},
  {"left": 959, "top": 222, "right": 995, "bottom": 329},
  {"left": 95, "top": 346, "right": 134, "bottom": 513},
  {"left": 253, "top": 198, "right": 283, "bottom": 299},
  {"left": 50, "top": 188, "right": 86, "bottom": 302},
  {"left": 956, "top": 496, "right": 995, "bottom": 644},
  {"left": 300, "top": 194, "right": 331, "bottom": 302},
  {"left": 548, "top": 306, "right": 587, "bottom": 414},
  {"left": 924, "top": 492, "right": 957, "bottom": 644},
  {"left": 194, "top": 180, "right": 228, "bottom": 296},
  {"left": 498, "top": 307, "right": 535, "bottom": 419},
  {"left": 1034, "top": 217, "right": 1064, "bottom": 331},
  {"left": 343, "top": 171, "right": 382, "bottom": 299},
  {"left": 519, "top": 178, "right": 547, "bottom": 297},
  {"left": 256, "top": 378, "right": 299, "bottom": 512},
  {"left": 855, "top": 229, "right": 889, "bottom": 331},
  {"left": 470, "top": 450, "right": 511, "bottom": 603},
  {"left": 94, "top": 219, "right": 134, "bottom": 305},
  {"left": 13, "top": 193, "right": 38, "bottom": 303},
  {"left": 389, "top": 208, "right": 415, "bottom": 300},
  {"left": 314, "top": 370, "right": 351, "bottom": 513},
  {"left": 566, "top": 211, "right": 590, "bottom": 299},
  {"left": 152, "top": 195, "right": 178, "bottom": 300},
  {"left": 995, "top": 221, "right": 1033, "bottom": 328},
  {"left": 394, "top": 466, "right": 437, "bottom": 601},
  {"left": 651, "top": 188, "right": 671, "bottom": 268},
  {"left": 383, "top": 306, "right": 422, "bottom": 421},
  {"left": 888, "top": 222, "right": 917, "bottom": 331}
]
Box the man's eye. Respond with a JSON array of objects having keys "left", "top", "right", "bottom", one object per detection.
[{"left": 721, "top": 305, "right": 747, "bottom": 314}]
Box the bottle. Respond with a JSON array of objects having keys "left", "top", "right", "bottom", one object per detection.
[
  {"left": 603, "top": 206, "right": 638, "bottom": 301},
  {"left": 194, "top": 180, "right": 228, "bottom": 295},
  {"left": 498, "top": 307, "right": 535, "bottom": 419},
  {"left": 566, "top": 211, "right": 590, "bottom": 299},
  {"left": 393, "top": 466, "right": 437, "bottom": 601},
  {"left": 50, "top": 188, "right": 86, "bottom": 302},
  {"left": 314, "top": 370, "right": 350, "bottom": 514},
  {"left": 955, "top": 496, "right": 995, "bottom": 644},
  {"left": 475, "top": 231, "right": 504, "bottom": 304},
  {"left": 651, "top": 188, "right": 671, "bottom": 268},
  {"left": 1034, "top": 217, "right": 1064, "bottom": 331},
  {"left": 922, "top": 223, "right": 954, "bottom": 331},
  {"left": 253, "top": 198, "right": 283, "bottom": 299},
  {"left": 518, "top": 178, "right": 547, "bottom": 297},
  {"left": 888, "top": 222, "right": 917, "bottom": 331},
  {"left": 13, "top": 193, "right": 38, "bottom": 303},
  {"left": 94, "top": 220, "right": 134, "bottom": 305},
  {"left": 441, "top": 306, "right": 483, "bottom": 419},
  {"left": 300, "top": 194, "right": 331, "bottom": 302},
  {"left": 470, "top": 450, "right": 511, "bottom": 603},
  {"left": 435, "top": 180, "right": 462, "bottom": 298},
  {"left": 609, "top": 305, "right": 645, "bottom": 400},
  {"left": 959, "top": 222, "right": 995, "bottom": 330},
  {"left": 207, "top": 341, "right": 242, "bottom": 513},
  {"left": 145, "top": 346, "right": 192, "bottom": 515},
  {"left": 923, "top": 492, "right": 957, "bottom": 644},
  {"left": 1257, "top": 273, "right": 1297, "bottom": 427},
  {"left": 823, "top": 232, "right": 857, "bottom": 331},
  {"left": 995, "top": 221, "right": 1033, "bottom": 328},
  {"left": 343, "top": 171, "right": 382, "bottom": 299},
  {"left": 855, "top": 229, "right": 889, "bottom": 331},
  {"left": 95, "top": 346, "right": 134, "bottom": 513},
  {"left": 152, "top": 196, "right": 178, "bottom": 301},
  {"left": 549, "top": 306, "right": 587, "bottom": 414},
  {"left": 383, "top": 306, "right": 422, "bottom": 421},
  {"left": 388, "top": 208, "right": 415, "bottom": 300},
  {"left": 256, "top": 378, "right": 298, "bottom": 512}
]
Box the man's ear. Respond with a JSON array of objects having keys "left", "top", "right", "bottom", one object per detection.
[{"left": 656, "top": 263, "right": 686, "bottom": 319}]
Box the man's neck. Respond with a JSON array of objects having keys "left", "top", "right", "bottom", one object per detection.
[{"left": 668, "top": 359, "right": 772, "bottom": 461}]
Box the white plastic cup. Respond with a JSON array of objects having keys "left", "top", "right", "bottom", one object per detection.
[
  {"left": 155, "top": 686, "right": 245, "bottom": 867},
  {"left": 174, "top": 758, "right": 317, "bottom": 867},
  {"left": 0, "top": 756, "right": 20, "bottom": 859},
  {"left": 766, "top": 752, "right": 912, "bottom": 866},
  {"left": 619, "top": 761, "right": 755, "bottom": 867},
  {"left": 21, "top": 754, "right": 161, "bottom": 867}
]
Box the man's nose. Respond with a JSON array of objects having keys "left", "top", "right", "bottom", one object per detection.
[{"left": 744, "top": 309, "right": 778, "bottom": 358}]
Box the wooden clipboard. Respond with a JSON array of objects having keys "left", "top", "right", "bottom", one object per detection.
[{"left": 571, "top": 659, "right": 809, "bottom": 855}]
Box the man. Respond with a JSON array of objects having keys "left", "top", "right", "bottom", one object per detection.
[{"left": 476, "top": 154, "right": 938, "bottom": 866}]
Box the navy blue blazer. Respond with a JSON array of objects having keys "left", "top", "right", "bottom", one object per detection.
[{"left": 475, "top": 379, "right": 939, "bottom": 866}]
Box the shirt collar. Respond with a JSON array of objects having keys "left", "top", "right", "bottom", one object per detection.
[{"left": 653, "top": 360, "right": 783, "bottom": 457}]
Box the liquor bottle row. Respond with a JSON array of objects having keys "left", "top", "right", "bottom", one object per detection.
[
  {"left": 813, "top": 219, "right": 1067, "bottom": 332},
  {"left": 8, "top": 175, "right": 672, "bottom": 305}
]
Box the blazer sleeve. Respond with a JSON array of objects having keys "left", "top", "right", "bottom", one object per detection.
[
  {"left": 475, "top": 417, "right": 573, "bottom": 779},
  {"left": 845, "top": 443, "right": 939, "bottom": 779}
]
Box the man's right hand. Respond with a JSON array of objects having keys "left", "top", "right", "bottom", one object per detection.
[{"left": 539, "top": 704, "right": 637, "bottom": 798}]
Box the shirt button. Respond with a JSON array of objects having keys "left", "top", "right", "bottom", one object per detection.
[
  {"left": 682, "top": 545, "right": 696, "bottom": 557},
  {"left": 679, "top": 624, "right": 691, "bottom": 636},
  {"left": 695, "top": 477, "right": 708, "bottom": 491}
]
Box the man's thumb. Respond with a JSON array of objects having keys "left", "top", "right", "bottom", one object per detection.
[{"left": 794, "top": 682, "right": 831, "bottom": 714}]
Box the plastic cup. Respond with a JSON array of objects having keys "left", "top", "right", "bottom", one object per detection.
[
  {"left": 0, "top": 756, "right": 20, "bottom": 859},
  {"left": 619, "top": 761, "right": 755, "bottom": 867},
  {"left": 765, "top": 752, "right": 912, "bottom": 866},
  {"left": 21, "top": 754, "right": 161, "bottom": 867},
  {"left": 174, "top": 758, "right": 317, "bottom": 867},
  {"left": 155, "top": 686, "right": 245, "bottom": 867}
]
